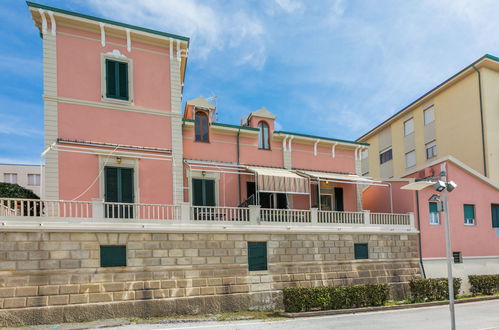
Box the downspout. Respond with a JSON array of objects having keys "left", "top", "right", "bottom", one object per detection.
[
  {"left": 472, "top": 65, "right": 487, "bottom": 177},
  {"left": 237, "top": 128, "right": 241, "bottom": 204},
  {"left": 416, "top": 190, "right": 426, "bottom": 278}
]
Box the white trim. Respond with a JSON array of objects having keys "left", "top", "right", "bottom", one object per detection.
[
  {"left": 38, "top": 9, "right": 47, "bottom": 34},
  {"left": 314, "top": 139, "right": 320, "bottom": 156},
  {"left": 44, "top": 95, "right": 180, "bottom": 118},
  {"left": 332, "top": 142, "right": 337, "bottom": 158},
  {"left": 99, "top": 156, "right": 139, "bottom": 203},
  {"left": 188, "top": 170, "right": 220, "bottom": 206},
  {"left": 99, "top": 23, "right": 106, "bottom": 46},
  {"left": 47, "top": 10, "right": 56, "bottom": 36},
  {"left": 126, "top": 28, "right": 131, "bottom": 52}
]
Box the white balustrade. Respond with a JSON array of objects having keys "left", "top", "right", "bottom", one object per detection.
[
  {"left": 0, "top": 198, "right": 92, "bottom": 218},
  {"left": 260, "top": 208, "right": 311, "bottom": 223},
  {"left": 318, "top": 210, "right": 364, "bottom": 224},
  {"left": 190, "top": 206, "right": 250, "bottom": 222},
  {"left": 370, "top": 212, "right": 411, "bottom": 225}
]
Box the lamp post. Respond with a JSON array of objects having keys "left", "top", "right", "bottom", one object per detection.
[{"left": 402, "top": 179, "right": 457, "bottom": 330}]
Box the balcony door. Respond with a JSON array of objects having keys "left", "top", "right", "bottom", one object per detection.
[
  {"left": 104, "top": 166, "right": 134, "bottom": 218},
  {"left": 192, "top": 178, "right": 215, "bottom": 206}
]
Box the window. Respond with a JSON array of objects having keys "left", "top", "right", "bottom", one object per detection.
[
  {"left": 27, "top": 174, "right": 40, "bottom": 186},
  {"left": 426, "top": 140, "right": 437, "bottom": 159},
  {"left": 464, "top": 204, "right": 476, "bottom": 225},
  {"left": 248, "top": 242, "right": 267, "bottom": 271},
  {"left": 405, "top": 150, "right": 416, "bottom": 168},
  {"left": 3, "top": 173, "right": 17, "bottom": 184},
  {"left": 492, "top": 204, "right": 499, "bottom": 228},
  {"left": 452, "top": 252, "right": 462, "bottom": 264},
  {"left": 429, "top": 202, "right": 440, "bottom": 225},
  {"left": 105, "top": 59, "right": 129, "bottom": 100},
  {"left": 195, "top": 111, "right": 209, "bottom": 142},
  {"left": 354, "top": 243, "right": 369, "bottom": 259},
  {"left": 404, "top": 118, "right": 414, "bottom": 136},
  {"left": 379, "top": 149, "right": 392, "bottom": 164},
  {"left": 104, "top": 167, "right": 134, "bottom": 218},
  {"left": 258, "top": 121, "right": 270, "bottom": 150},
  {"left": 100, "top": 245, "right": 127, "bottom": 267},
  {"left": 424, "top": 107, "right": 435, "bottom": 125},
  {"left": 192, "top": 178, "right": 215, "bottom": 206}
]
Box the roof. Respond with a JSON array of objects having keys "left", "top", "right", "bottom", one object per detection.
[
  {"left": 275, "top": 130, "right": 369, "bottom": 146},
  {"left": 186, "top": 97, "right": 216, "bottom": 110},
  {"left": 26, "top": 1, "right": 189, "bottom": 43},
  {"left": 357, "top": 54, "right": 499, "bottom": 141},
  {"left": 249, "top": 107, "right": 276, "bottom": 120}
]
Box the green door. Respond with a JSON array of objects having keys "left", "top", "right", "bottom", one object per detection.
[
  {"left": 104, "top": 167, "right": 134, "bottom": 218},
  {"left": 192, "top": 178, "right": 215, "bottom": 206},
  {"left": 334, "top": 187, "right": 344, "bottom": 211}
]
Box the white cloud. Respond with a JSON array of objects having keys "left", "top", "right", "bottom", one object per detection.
[
  {"left": 275, "top": 0, "right": 304, "bottom": 14},
  {"left": 87, "top": 0, "right": 267, "bottom": 68}
]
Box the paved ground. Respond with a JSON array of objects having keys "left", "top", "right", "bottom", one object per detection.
[{"left": 105, "top": 300, "right": 499, "bottom": 330}]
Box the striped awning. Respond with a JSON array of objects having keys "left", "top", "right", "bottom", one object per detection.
[
  {"left": 245, "top": 166, "right": 310, "bottom": 194},
  {"left": 295, "top": 170, "right": 379, "bottom": 184}
]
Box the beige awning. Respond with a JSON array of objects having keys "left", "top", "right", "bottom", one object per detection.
[
  {"left": 245, "top": 166, "right": 310, "bottom": 194},
  {"left": 401, "top": 181, "right": 434, "bottom": 191},
  {"left": 295, "top": 170, "right": 379, "bottom": 184}
]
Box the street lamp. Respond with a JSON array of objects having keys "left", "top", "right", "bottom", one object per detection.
[{"left": 402, "top": 179, "right": 458, "bottom": 330}]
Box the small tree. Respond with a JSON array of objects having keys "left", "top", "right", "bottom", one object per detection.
[{"left": 0, "top": 183, "right": 40, "bottom": 216}]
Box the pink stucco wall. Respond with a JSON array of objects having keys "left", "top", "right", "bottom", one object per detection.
[
  {"left": 363, "top": 181, "right": 415, "bottom": 214},
  {"left": 292, "top": 145, "right": 355, "bottom": 173}
]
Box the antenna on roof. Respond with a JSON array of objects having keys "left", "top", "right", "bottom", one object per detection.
[{"left": 207, "top": 94, "right": 218, "bottom": 122}]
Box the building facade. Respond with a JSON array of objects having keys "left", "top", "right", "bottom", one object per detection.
[
  {"left": 0, "top": 3, "right": 421, "bottom": 325},
  {"left": 358, "top": 55, "right": 499, "bottom": 185},
  {"left": 0, "top": 164, "right": 42, "bottom": 197},
  {"left": 359, "top": 56, "right": 499, "bottom": 290}
]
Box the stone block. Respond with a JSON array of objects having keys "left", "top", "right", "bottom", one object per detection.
[
  {"left": 27, "top": 296, "right": 48, "bottom": 307},
  {"left": 103, "top": 282, "right": 126, "bottom": 292},
  {"left": 50, "top": 251, "right": 71, "bottom": 259},
  {"left": 114, "top": 291, "right": 135, "bottom": 301},
  {"left": 17, "top": 261, "right": 39, "bottom": 270},
  {"left": 168, "top": 233, "right": 183, "bottom": 241},
  {"left": 15, "top": 286, "right": 38, "bottom": 297},
  {"left": 60, "top": 242, "right": 80, "bottom": 250},
  {"left": 144, "top": 281, "right": 161, "bottom": 289},
  {"left": 135, "top": 290, "right": 153, "bottom": 300},
  {"left": 40, "top": 260, "right": 60, "bottom": 269},
  {"left": 70, "top": 233, "right": 96, "bottom": 241},
  {"left": 50, "top": 233, "right": 70, "bottom": 240},
  {"left": 89, "top": 293, "right": 113, "bottom": 303},
  {"left": 127, "top": 282, "right": 144, "bottom": 290},
  {"left": 7, "top": 251, "right": 28, "bottom": 260},
  {"left": 48, "top": 295, "right": 69, "bottom": 305},
  {"left": 61, "top": 260, "right": 81, "bottom": 269},
  {"left": 0, "top": 261, "right": 16, "bottom": 270},
  {"left": 4, "top": 297, "right": 26, "bottom": 308},
  {"left": 230, "top": 285, "right": 249, "bottom": 293},
  {"left": 39, "top": 285, "right": 59, "bottom": 296},
  {"left": 17, "top": 242, "right": 38, "bottom": 250},
  {"left": 69, "top": 293, "right": 89, "bottom": 304},
  {"left": 80, "top": 284, "right": 101, "bottom": 293},
  {"left": 0, "top": 288, "right": 15, "bottom": 298}
]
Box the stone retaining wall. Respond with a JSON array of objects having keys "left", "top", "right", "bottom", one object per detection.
[{"left": 0, "top": 231, "right": 421, "bottom": 325}]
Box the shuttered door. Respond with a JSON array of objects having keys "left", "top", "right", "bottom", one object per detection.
[
  {"left": 105, "top": 59, "right": 117, "bottom": 98},
  {"left": 104, "top": 167, "right": 134, "bottom": 218},
  {"left": 334, "top": 187, "right": 344, "bottom": 211},
  {"left": 192, "top": 179, "right": 215, "bottom": 206},
  {"left": 492, "top": 204, "right": 499, "bottom": 228},
  {"left": 104, "top": 167, "right": 119, "bottom": 203},
  {"left": 248, "top": 242, "right": 267, "bottom": 271},
  {"left": 118, "top": 62, "right": 129, "bottom": 100}
]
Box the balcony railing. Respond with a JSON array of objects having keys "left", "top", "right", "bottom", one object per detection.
[{"left": 0, "top": 198, "right": 415, "bottom": 232}]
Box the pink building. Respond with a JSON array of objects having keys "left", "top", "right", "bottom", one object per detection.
[{"left": 363, "top": 156, "right": 499, "bottom": 290}]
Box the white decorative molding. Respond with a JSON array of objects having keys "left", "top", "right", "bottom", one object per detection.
[
  {"left": 105, "top": 49, "right": 128, "bottom": 60},
  {"left": 126, "top": 28, "right": 131, "bottom": 52},
  {"left": 47, "top": 10, "right": 56, "bottom": 35},
  {"left": 38, "top": 9, "right": 47, "bottom": 34},
  {"left": 99, "top": 22, "right": 106, "bottom": 46}
]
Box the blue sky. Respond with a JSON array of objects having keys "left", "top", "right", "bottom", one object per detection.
[{"left": 1, "top": 0, "right": 499, "bottom": 164}]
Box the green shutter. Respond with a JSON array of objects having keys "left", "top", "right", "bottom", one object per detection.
[
  {"left": 248, "top": 242, "right": 267, "bottom": 271},
  {"left": 354, "top": 243, "right": 368, "bottom": 259},
  {"left": 492, "top": 204, "right": 499, "bottom": 228},
  {"left": 429, "top": 202, "right": 438, "bottom": 213},
  {"left": 192, "top": 179, "right": 203, "bottom": 206},
  {"left": 204, "top": 179, "right": 215, "bottom": 206},
  {"left": 100, "top": 245, "right": 126, "bottom": 267},
  {"left": 464, "top": 204, "right": 475, "bottom": 220},
  {"left": 105, "top": 59, "right": 117, "bottom": 98},
  {"left": 104, "top": 167, "right": 118, "bottom": 202},
  {"left": 120, "top": 168, "right": 134, "bottom": 203},
  {"left": 118, "top": 62, "right": 129, "bottom": 100},
  {"left": 334, "top": 187, "right": 344, "bottom": 211}
]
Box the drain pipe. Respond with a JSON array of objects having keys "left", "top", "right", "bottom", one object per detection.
[
  {"left": 237, "top": 128, "right": 241, "bottom": 204},
  {"left": 472, "top": 65, "right": 487, "bottom": 177},
  {"left": 416, "top": 190, "right": 426, "bottom": 278}
]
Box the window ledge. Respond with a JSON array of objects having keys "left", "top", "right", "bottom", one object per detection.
[{"left": 102, "top": 96, "right": 134, "bottom": 106}]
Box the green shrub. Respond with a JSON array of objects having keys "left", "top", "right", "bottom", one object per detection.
[
  {"left": 409, "top": 278, "right": 461, "bottom": 302},
  {"left": 469, "top": 275, "right": 499, "bottom": 296},
  {"left": 282, "top": 284, "right": 390, "bottom": 313},
  {"left": 0, "top": 183, "right": 39, "bottom": 199}
]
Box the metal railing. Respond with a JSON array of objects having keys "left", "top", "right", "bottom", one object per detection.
[
  {"left": 370, "top": 212, "right": 411, "bottom": 225},
  {"left": 318, "top": 210, "right": 364, "bottom": 224},
  {"left": 191, "top": 206, "right": 250, "bottom": 221},
  {"left": 260, "top": 208, "right": 311, "bottom": 223}
]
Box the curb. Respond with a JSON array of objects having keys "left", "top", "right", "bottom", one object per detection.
[{"left": 279, "top": 295, "right": 499, "bottom": 318}]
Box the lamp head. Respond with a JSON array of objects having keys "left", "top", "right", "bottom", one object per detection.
[
  {"left": 446, "top": 181, "right": 457, "bottom": 192},
  {"left": 434, "top": 180, "right": 446, "bottom": 192},
  {"left": 429, "top": 194, "right": 441, "bottom": 202}
]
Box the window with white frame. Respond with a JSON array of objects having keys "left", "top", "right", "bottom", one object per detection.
[
  {"left": 425, "top": 140, "right": 437, "bottom": 159},
  {"left": 464, "top": 204, "right": 476, "bottom": 226},
  {"left": 429, "top": 202, "right": 440, "bottom": 225},
  {"left": 404, "top": 118, "right": 414, "bottom": 136},
  {"left": 424, "top": 107, "right": 435, "bottom": 125},
  {"left": 405, "top": 150, "right": 416, "bottom": 168},
  {"left": 27, "top": 174, "right": 40, "bottom": 186},
  {"left": 3, "top": 173, "right": 17, "bottom": 184},
  {"left": 379, "top": 148, "right": 392, "bottom": 164}
]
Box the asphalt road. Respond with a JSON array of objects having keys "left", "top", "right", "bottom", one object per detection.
[{"left": 107, "top": 300, "right": 499, "bottom": 330}]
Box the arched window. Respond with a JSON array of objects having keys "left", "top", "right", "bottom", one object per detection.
[
  {"left": 195, "top": 112, "right": 209, "bottom": 142},
  {"left": 258, "top": 121, "right": 270, "bottom": 150}
]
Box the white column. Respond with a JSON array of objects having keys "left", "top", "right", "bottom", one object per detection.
[
  {"left": 363, "top": 210, "right": 371, "bottom": 225},
  {"left": 249, "top": 205, "right": 261, "bottom": 225},
  {"left": 92, "top": 199, "right": 104, "bottom": 219}
]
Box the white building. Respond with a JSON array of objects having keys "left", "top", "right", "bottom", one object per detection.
[{"left": 0, "top": 164, "right": 43, "bottom": 197}]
